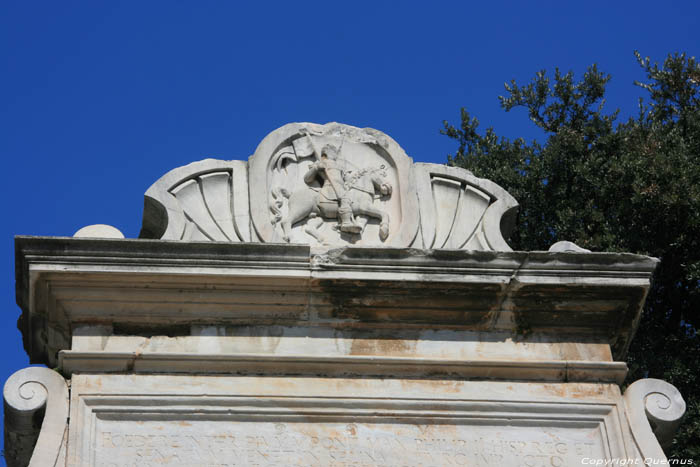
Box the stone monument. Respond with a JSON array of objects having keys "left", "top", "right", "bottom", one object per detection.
[{"left": 6, "top": 122, "right": 686, "bottom": 466}]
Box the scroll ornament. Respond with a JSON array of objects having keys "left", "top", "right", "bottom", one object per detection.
[
  {"left": 3, "top": 367, "right": 69, "bottom": 467},
  {"left": 623, "top": 378, "right": 686, "bottom": 462}
]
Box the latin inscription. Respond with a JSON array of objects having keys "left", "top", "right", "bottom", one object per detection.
[{"left": 94, "top": 420, "right": 605, "bottom": 467}]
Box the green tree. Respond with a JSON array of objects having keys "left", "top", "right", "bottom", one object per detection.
[{"left": 443, "top": 52, "right": 700, "bottom": 459}]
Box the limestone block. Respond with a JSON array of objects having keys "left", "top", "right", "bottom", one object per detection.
[
  {"left": 67, "top": 374, "right": 642, "bottom": 467},
  {"left": 71, "top": 324, "right": 112, "bottom": 351}
]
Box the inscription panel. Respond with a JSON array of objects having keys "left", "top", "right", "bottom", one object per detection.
[{"left": 93, "top": 418, "right": 607, "bottom": 467}]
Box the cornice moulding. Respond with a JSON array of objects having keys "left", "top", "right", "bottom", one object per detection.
[{"left": 15, "top": 236, "right": 657, "bottom": 367}]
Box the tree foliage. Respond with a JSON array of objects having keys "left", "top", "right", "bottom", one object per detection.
[{"left": 443, "top": 52, "right": 700, "bottom": 459}]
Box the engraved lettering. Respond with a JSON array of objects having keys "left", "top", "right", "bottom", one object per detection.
[{"left": 93, "top": 420, "right": 606, "bottom": 466}]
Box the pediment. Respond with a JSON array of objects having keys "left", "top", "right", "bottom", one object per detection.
[{"left": 140, "top": 122, "right": 518, "bottom": 251}]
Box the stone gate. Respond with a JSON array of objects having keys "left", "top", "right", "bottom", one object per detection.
[{"left": 6, "top": 123, "right": 685, "bottom": 466}]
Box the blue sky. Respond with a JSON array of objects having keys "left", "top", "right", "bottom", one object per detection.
[{"left": 1, "top": 1, "right": 698, "bottom": 462}]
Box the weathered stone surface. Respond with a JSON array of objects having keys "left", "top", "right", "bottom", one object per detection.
[
  {"left": 15, "top": 236, "right": 657, "bottom": 368},
  {"left": 140, "top": 122, "right": 518, "bottom": 251},
  {"left": 140, "top": 159, "right": 250, "bottom": 242},
  {"left": 413, "top": 163, "right": 517, "bottom": 251},
  {"left": 250, "top": 122, "right": 418, "bottom": 247},
  {"left": 66, "top": 374, "right": 675, "bottom": 467},
  {"left": 7, "top": 121, "right": 688, "bottom": 465}
]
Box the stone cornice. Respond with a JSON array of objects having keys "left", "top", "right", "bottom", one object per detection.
[{"left": 15, "top": 236, "right": 657, "bottom": 369}]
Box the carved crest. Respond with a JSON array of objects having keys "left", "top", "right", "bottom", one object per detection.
[
  {"left": 140, "top": 122, "right": 518, "bottom": 251},
  {"left": 248, "top": 122, "right": 419, "bottom": 246}
]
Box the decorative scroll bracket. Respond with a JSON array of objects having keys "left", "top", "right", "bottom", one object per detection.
[
  {"left": 623, "top": 378, "right": 686, "bottom": 462},
  {"left": 3, "top": 367, "right": 69, "bottom": 467}
]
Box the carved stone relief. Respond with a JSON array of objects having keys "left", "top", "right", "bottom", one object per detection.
[
  {"left": 140, "top": 159, "right": 251, "bottom": 242},
  {"left": 411, "top": 163, "right": 518, "bottom": 251},
  {"left": 249, "top": 122, "right": 418, "bottom": 246},
  {"left": 623, "top": 378, "right": 687, "bottom": 460},
  {"left": 140, "top": 122, "right": 517, "bottom": 250}
]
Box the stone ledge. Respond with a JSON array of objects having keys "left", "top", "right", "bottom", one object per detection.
[
  {"left": 59, "top": 351, "right": 629, "bottom": 383},
  {"left": 15, "top": 236, "right": 657, "bottom": 367}
]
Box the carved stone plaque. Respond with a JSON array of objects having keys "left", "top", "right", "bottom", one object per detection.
[
  {"left": 248, "top": 122, "right": 420, "bottom": 247},
  {"left": 93, "top": 419, "right": 607, "bottom": 467},
  {"left": 69, "top": 375, "right": 632, "bottom": 467}
]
